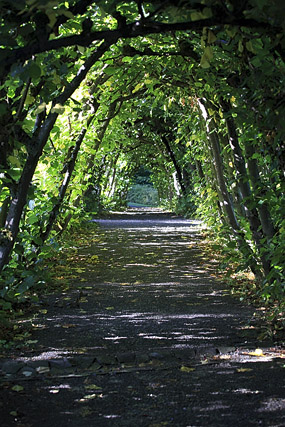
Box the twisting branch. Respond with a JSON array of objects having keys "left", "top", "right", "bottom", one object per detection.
[
  {"left": 138, "top": 1, "right": 146, "bottom": 19},
  {"left": 15, "top": 78, "right": 31, "bottom": 120}
]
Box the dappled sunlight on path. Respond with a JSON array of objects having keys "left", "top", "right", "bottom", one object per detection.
[{"left": 0, "top": 210, "right": 284, "bottom": 426}]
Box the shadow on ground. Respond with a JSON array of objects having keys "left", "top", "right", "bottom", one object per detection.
[{"left": 0, "top": 209, "right": 284, "bottom": 426}]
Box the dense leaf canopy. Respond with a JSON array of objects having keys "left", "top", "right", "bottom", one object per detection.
[{"left": 0, "top": 0, "right": 284, "bottom": 320}]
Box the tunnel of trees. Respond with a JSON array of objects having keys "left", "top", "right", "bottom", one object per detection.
[{"left": 0, "top": 0, "right": 284, "bottom": 326}]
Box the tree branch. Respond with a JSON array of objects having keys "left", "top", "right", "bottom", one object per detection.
[{"left": 1, "top": 17, "right": 277, "bottom": 80}]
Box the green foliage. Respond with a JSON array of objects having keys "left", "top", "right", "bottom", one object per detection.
[
  {"left": 175, "top": 194, "right": 197, "bottom": 218},
  {"left": 127, "top": 184, "right": 159, "bottom": 207},
  {"left": 0, "top": 0, "right": 284, "bottom": 330}
]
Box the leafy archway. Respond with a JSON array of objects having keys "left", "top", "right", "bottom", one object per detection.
[{"left": 0, "top": 0, "right": 284, "bottom": 319}]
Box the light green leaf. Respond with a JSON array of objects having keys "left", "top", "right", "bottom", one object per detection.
[
  {"left": 27, "top": 214, "right": 38, "bottom": 224},
  {"left": 62, "top": 10, "right": 74, "bottom": 19},
  {"left": 12, "top": 385, "right": 24, "bottom": 392},
  {"left": 122, "top": 56, "right": 132, "bottom": 63},
  {"left": 180, "top": 366, "right": 195, "bottom": 372},
  {"left": 132, "top": 82, "right": 144, "bottom": 93},
  {"left": 104, "top": 67, "right": 117, "bottom": 75},
  {"left": 200, "top": 54, "right": 210, "bottom": 68},
  {"left": 25, "top": 94, "right": 35, "bottom": 106},
  {"left": 225, "top": 26, "right": 237, "bottom": 38},
  {"left": 204, "top": 46, "right": 213, "bottom": 61},
  {"left": 85, "top": 384, "right": 102, "bottom": 390},
  {"left": 51, "top": 103, "right": 65, "bottom": 114},
  {"left": 238, "top": 39, "right": 244, "bottom": 53},
  {"left": 78, "top": 46, "right": 86, "bottom": 54},
  {"left": 202, "top": 7, "right": 212, "bottom": 19},
  {"left": 47, "top": 11, "right": 57, "bottom": 28},
  {"left": 8, "top": 156, "right": 21, "bottom": 167},
  {"left": 207, "top": 30, "right": 217, "bottom": 44},
  {"left": 245, "top": 40, "right": 256, "bottom": 53},
  {"left": 34, "top": 102, "right": 47, "bottom": 115}
]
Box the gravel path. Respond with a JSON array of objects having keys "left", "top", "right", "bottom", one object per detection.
[{"left": 0, "top": 210, "right": 284, "bottom": 426}]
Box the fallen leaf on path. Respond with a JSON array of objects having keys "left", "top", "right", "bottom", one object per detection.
[
  {"left": 180, "top": 366, "right": 195, "bottom": 372},
  {"left": 217, "top": 354, "right": 232, "bottom": 360},
  {"left": 248, "top": 349, "right": 264, "bottom": 357},
  {"left": 85, "top": 384, "right": 102, "bottom": 391},
  {"left": 12, "top": 385, "right": 24, "bottom": 392},
  {"left": 149, "top": 422, "right": 170, "bottom": 426},
  {"left": 237, "top": 368, "right": 253, "bottom": 373},
  {"left": 79, "top": 394, "right": 103, "bottom": 402}
]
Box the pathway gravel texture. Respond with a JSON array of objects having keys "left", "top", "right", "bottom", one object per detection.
[{"left": 0, "top": 209, "right": 284, "bottom": 426}]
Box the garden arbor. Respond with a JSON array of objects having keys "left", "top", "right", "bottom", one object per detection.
[{"left": 0, "top": 1, "right": 284, "bottom": 309}]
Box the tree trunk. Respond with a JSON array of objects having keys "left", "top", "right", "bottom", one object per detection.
[
  {"left": 244, "top": 142, "right": 276, "bottom": 240},
  {"left": 198, "top": 98, "right": 262, "bottom": 278},
  {"left": 0, "top": 39, "right": 116, "bottom": 273},
  {"left": 56, "top": 100, "right": 118, "bottom": 233},
  {"left": 40, "top": 124, "right": 91, "bottom": 243},
  {"left": 160, "top": 134, "right": 187, "bottom": 196},
  {"left": 220, "top": 99, "right": 273, "bottom": 274}
]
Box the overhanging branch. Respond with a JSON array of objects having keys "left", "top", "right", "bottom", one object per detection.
[{"left": 1, "top": 17, "right": 277, "bottom": 79}]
